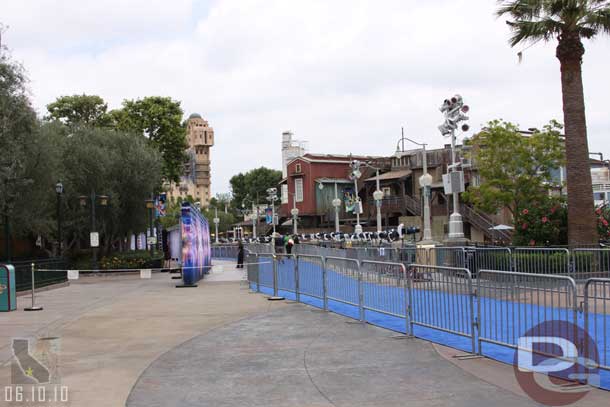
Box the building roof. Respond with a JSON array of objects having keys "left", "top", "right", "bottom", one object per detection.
[
  {"left": 286, "top": 153, "right": 381, "bottom": 167},
  {"left": 188, "top": 113, "right": 202, "bottom": 119},
  {"left": 364, "top": 169, "right": 411, "bottom": 182}
]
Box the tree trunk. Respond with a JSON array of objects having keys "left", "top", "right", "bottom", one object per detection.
[{"left": 556, "top": 33, "right": 597, "bottom": 246}]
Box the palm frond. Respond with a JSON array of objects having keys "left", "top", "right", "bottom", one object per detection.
[
  {"left": 507, "top": 19, "right": 564, "bottom": 46},
  {"left": 582, "top": 6, "right": 610, "bottom": 35},
  {"left": 496, "top": 0, "right": 546, "bottom": 19}
]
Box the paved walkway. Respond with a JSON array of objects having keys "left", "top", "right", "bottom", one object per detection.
[{"left": 2, "top": 260, "right": 608, "bottom": 406}]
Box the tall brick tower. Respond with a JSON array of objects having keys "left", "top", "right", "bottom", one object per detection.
[
  {"left": 187, "top": 113, "right": 214, "bottom": 207},
  {"left": 165, "top": 113, "right": 214, "bottom": 207}
]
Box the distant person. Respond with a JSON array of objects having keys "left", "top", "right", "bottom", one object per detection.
[
  {"left": 293, "top": 235, "right": 300, "bottom": 245},
  {"left": 236, "top": 241, "right": 244, "bottom": 269},
  {"left": 286, "top": 237, "right": 294, "bottom": 254}
]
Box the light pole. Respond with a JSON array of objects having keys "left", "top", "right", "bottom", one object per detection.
[
  {"left": 396, "top": 132, "right": 433, "bottom": 243},
  {"left": 266, "top": 188, "right": 278, "bottom": 237},
  {"left": 79, "top": 191, "right": 109, "bottom": 270},
  {"left": 349, "top": 161, "right": 363, "bottom": 234},
  {"left": 438, "top": 95, "right": 470, "bottom": 241},
  {"left": 290, "top": 193, "right": 299, "bottom": 235},
  {"left": 213, "top": 207, "right": 220, "bottom": 244},
  {"left": 55, "top": 181, "right": 64, "bottom": 257},
  {"left": 317, "top": 182, "right": 342, "bottom": 233}
]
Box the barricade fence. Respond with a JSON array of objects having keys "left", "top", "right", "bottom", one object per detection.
[{"left": 245, "top": 254, "right": 610, "bottom": 388}]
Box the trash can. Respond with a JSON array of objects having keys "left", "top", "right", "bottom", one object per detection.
[{"left": 0, "top": 264, "right": 17, "bottom": 311}]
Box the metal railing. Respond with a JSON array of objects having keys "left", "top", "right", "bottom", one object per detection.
[
  {"left": 584, "top": 278, "right": 610, "bottom": 371},
  {"left": 477, "top": 270, "right": 578, "bottom": 355},
  {"left": 244, "top": 253, "right": 610, "bottom": 387},
  {"left": 8, "top": 258, "right": 68, "bottom": 292}
]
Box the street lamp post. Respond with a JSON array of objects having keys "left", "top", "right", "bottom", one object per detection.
[
  {"left": 79, "top": 191, "right": 108, "bottom": 270},
  {"left": 318, "top": 182, "right": 342, "bottom": 233},
  {"left": 290, "top": 193, "right": 299, "bottom": 235},
  {"left": 396, "top": 131, "right": 433, "bottom": 243},
  {"left": 349, "top": 161, "right": 363, "bottom": 234},
  {"left": 213, "top": 207, "right": 220, "bottom": 244},
  {"left": 55, "top": 181, "right": 64, "bottom": 257},
  {"left": 438, "top": 95, "right": 470, "bottom": 241}
]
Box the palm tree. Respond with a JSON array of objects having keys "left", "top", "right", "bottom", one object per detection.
[{"left": 497, "top": 0, "right": 610, "bottom": 246}]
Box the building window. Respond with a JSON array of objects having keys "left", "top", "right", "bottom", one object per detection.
[
  {"left": 382, "top": 187, "right": 392, "bottom": 197},
  {"left": 295, "top": 178, "right": 304, "bottom": 202},
  {"left": 295, "top": 163, "right": 302, "bottom": 173},
  {"left": 281, "top": 184, "right": 289, "bottom": 204}
]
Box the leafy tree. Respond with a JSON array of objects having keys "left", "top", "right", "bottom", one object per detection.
[
  {"left": 46, "top": 94, "right": 111, "bottom": 127},
  {"left": 110, "top": 96, "right": 187, "bottom": 183},
  {"left": 229, "top": 167, "right": 282, "bottom": 207},
  {"left": 0, "top": 49, "right": 41, "bottom": 258},
  {"left": 463, "top": 120, "right": 565, "bottom": 220},
  {"left": 496, "top": 0, "right": 610, "bottom": 245}
]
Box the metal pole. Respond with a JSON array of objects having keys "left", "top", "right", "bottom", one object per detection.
[
  {"left": 354, "top": 177, "right": 362, "bottom": 234},
  {"left": 57, "top": 192, "right": 62, "bottom": 257},
  {"left": 24, "top": 263, "right": 43, "bottom": 311},
  {"left": 422, "top": 145, "right": 433, "bottom": 242},
  {"left": 253, "top": 206, "right": 258, "bottom": 239},
  {"left": 272, "top": 201, "right": 276, "bottom": 236},
  {"left": 91, "top": 191, "right": 97, "bottom": 270},
  {"left": 448, "top": 129, "right": 464, "bottom": 239},
  {"left": 214, "top": 208, "right": 219, "bottom": 244},
  {"left": 375, "top": 168, "right": 382, "bottom": 234},
  {"left": 292, "top": 194, "right": 298, "bottom": 235},
  {"left": 334, "top": 183, "right": 340, "bottom": 234}
]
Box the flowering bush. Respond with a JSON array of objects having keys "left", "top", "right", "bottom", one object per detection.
[
  {"left": 597, "top": 205, "right": 610, "bottom": 241},
  {"left": 513, "top": 200, "right": 567, "bottom": 246}
]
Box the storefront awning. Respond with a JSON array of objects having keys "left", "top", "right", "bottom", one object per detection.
[{"left": 364, "top": 169, "right": 411, "bottom": 182}]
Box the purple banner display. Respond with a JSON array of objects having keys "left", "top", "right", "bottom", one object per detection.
[{"left": 180, "top": 202, "right": 211, "bottom": 285}]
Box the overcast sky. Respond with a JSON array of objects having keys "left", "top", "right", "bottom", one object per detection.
[{"left": 2, "top": 0, "right": 609, "bottom": 195}]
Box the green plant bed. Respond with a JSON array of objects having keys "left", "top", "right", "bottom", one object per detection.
[{"left": 99, "top": 251, "right": 164, "bottom": 271}]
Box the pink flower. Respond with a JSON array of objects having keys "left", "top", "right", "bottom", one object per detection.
[
  {"left": 550, "top": 207, "right": 557, "bottom": 214},
  {"left": 529, "top": 240, "right": 536, "bottom": 246},
  {"left": 596, "top": 208, "right": 602, "bottom": 215},
  {"left": 541, "top": 216, "right": 548, "bottom": 224},
  {"left": 521, "top": 223, "right": 528, "bottom": 230},
  {"left": 603, "top": 219, "right": 609, "bottom": 227},
  {"left": 522, "top": 209, "right": 529, "bottom": 215}
]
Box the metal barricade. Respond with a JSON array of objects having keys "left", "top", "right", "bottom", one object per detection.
[
  {"left": 246, "top": 252, "right": 259, "bottom": 292},
  {"left": 324, "top": 256, "right": 362, "bottom": 321},
  {"left": 429, "top": 247, "right": 466, "bottom": 269},
  {"left": 275, "top": 254, "right": 297, "bottom": 296},
  {"left": 573, "top": 249, "right": 610, "bottom": 281},
  {"left": 467, "top": 247, "right": 512, "bottom": 276},
  {"left": 409, "top": 264, "right": 476, "bottom": 353},
  {"left": 477, "top": 270, "right": 578, "bottom": 355},
  {"left": 296, "top": 255, "right": 326, "bottom": 309},
  {"left": 360, "top": 260, "right": 409, "bottom": 334},
  {"left": 257, "top": 254, "right": 275, "bottom": 292},
  {"left": 513, "top": 247, "right": 570, "bottom": 275},
  {"left": 583, "top": 278, "right": 610, "bottom": 371}
]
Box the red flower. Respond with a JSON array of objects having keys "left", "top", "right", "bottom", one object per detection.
[
  {"left": 603, "top": 219, "right": 609, "bottom": 227},
  {"left": 596, "top": 208, "right": 602, "bottom": 215},
  {"left": 521, "top": 223, "right": 528, "bottom": 230},
  {"left": 529, "top": 240, "right": 536, "bottom": 246},
  {"left": 550, "top": 207, "right": 557, "bottom": 214},
  {"left": 541, "top": 216, "right": 548, "bottom": 224},
  {"left": 522, "top": 209, "right": 529, "bottom": 215}
]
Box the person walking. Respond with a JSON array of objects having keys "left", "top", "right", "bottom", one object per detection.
[{"left": 236, "top": 241, "right": 244, "bottom": 269}]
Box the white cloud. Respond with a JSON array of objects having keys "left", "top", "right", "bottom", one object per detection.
[{"left": 2, "top": 0, "right": 609, "bottom": 195}]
